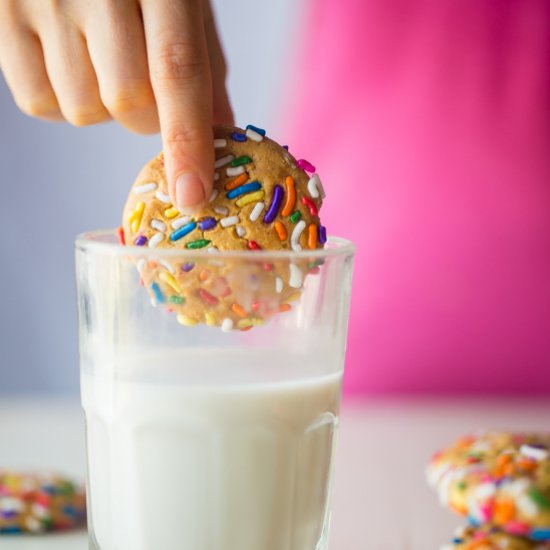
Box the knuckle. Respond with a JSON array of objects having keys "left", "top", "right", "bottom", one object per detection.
[
  {"left": 102, "top": 81, "right": 155, "bottom": 115},
  {"left": 152, "top": 42, "right": 204, "bottom": 83},
  {"left": 165, "top": 125, "right": 202, "bottom": 148},
  {"left": 15, "top": 95, "right": 58, "bottom": 118},
  {"left": 64, "top": 105, "right": 108, "bottom": 127}
]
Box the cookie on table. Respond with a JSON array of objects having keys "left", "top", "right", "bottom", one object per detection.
[
  {"left": 440, "top": 525, "right": 550, "bottom": 550},
  {"left": 0, "top": 471, "right": 86, "bottom": 534},
  {"left": 427, "top": 431, "right": 550, "bottom": 540},
  {"left": 121, "top": 124, "right": 327, "bottom": 330}
]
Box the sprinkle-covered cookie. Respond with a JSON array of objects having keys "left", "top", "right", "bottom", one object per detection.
[
  {"left": 440, "top": 525, "right": 550, "bottom": 550},
  {"left": 0, "top": 471, "right": 86, "bottom": 534},
  {"left": 427, "top": 432, "right": 550, "bottom": 540},
  {"left": 121, "top": 124, "right": 327, "bottom": 330}
]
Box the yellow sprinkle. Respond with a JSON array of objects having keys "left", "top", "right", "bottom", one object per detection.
[
  {"left": 205, "top": 312, "right": 216, "bottom": 326},
  {"left": 130, "top": 219, "right": 139, "bottom": 234},
  {"left": 237, "top": 318, "right": 264, "bottom": 329},
  {"left": 235, "top": 190, "right": 265, "bottom": 208},
  {"left": 177, "top": 314, "right": 197, "bottom": 327},
  {"left": 128, "top": 201, "right": 145, "bottom": 233},
  {"left": 164, "top": 207, "right": 179, "bottom": 219},
  {"left": 159, "top": 271, "right": 181, "bottom": 293},
  {"left": 287, "top": 292, "right": 302, "bottom": 302}
]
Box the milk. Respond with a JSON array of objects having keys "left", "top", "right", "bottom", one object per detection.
[{"left": 81, "top": 350, "right": 342, "bottom": 550}]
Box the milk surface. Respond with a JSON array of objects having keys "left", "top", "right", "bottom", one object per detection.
[{"left": 82, "top": 349, "right": 342, "bottom": 550}]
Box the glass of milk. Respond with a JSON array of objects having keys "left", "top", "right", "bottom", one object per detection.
[{"left": 75, "top": 230, "right": 354, "bottom": 550}]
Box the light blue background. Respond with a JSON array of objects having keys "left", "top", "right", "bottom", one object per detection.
[{"left": 0, "top": 1, "right": 298, "bottom": 394}]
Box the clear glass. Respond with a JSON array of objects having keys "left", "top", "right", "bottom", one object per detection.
[{"left": 76, "top": 230, "right": 354, "bottom": 550}]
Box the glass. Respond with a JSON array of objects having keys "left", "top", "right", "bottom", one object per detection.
[{"left": 76, "top": 230, "right": 354, "bottom": 550}]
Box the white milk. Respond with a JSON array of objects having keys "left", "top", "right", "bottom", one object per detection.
[{"left": 81, "top": 350, "right": 342, "bottom": 550}]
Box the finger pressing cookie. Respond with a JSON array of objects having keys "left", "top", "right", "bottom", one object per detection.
[{"left": 121, "top": 124, "right": 328, "bottom": 330}]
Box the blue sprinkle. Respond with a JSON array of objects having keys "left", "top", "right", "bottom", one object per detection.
[
  {"left": 199, "top": 217, "right": 217, "bottom": 231},
  {"left": 151, "top": 283, "right": 165, "bottom": 304},
  {"left": 245, "top": 124, "right": 266, "bottom": 136},
  {"left": 231, "top": 131, "right": 247, "bottom": 142},
  {"left": 0, "top": 526, "right": 22, "bottom": 534},
  {"left": 41, "top": 484, "right": 56, "bottom": 495},
  {"left": 531, "top": 528, "right": 550, "bottom": 540},
  {"left": 451, "top": 538, "right": 463, "bottom": 544},
  {"left": 181, "top": 263, "right": 195, "bottom": 272},
  {"left": 63, "top": 505, "right": 76, "bottom": 517},
  {"left": 467, "top": 516, "right": 481, "bottom": 527},
  {"left": 170, "top": 222, "right": 197, "bottom": 241},
  {"left": 226, "top": 181, "right": 262, "bottom": 199}
]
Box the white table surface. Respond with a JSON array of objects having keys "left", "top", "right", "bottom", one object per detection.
[{"left": 0, "top": 396, "right": 549, "bottom": 550}]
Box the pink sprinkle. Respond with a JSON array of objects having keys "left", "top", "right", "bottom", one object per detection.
[
  {"left": 479, "top": 502, "right": 493, "bottom": 522},
  {"left": 505, "top": 522, "right": 531, "bottom": 536},
  {"left": 297, "top": 159, "right": 316, "bottom": 172}
]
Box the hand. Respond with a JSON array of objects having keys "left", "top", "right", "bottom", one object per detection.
[{"left": 0, "top": 0, "right": 233, "bottom": 212}]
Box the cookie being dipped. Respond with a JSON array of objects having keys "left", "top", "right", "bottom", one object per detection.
[{"left": 121, "top": 124, "right": 327, "bottom": 330}]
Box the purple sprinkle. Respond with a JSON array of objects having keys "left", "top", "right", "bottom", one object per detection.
[
  {"left": 181, "top": 262, "right": 195, "bottom": 272},
  {"left": 231, "top": 131, "right": 247, "bottom": 142},
  {"left": 199, "top": 217, "right": 217, "bottom": 231},
  {"left": 1, "top": 510, "right": 17, "bottom": 519},
  {"left": 297, "top": 159, "right": 316, "bottom": 172},
  {"left": 283, "top": 145, "right": 289, "bottom": 151},
  {"left": 135, "top": 235, "right": 147, "bottom": 246},
  {"left": 318, "top": 225, "right": 327, "bottom": 244},
  {"left": 263, "top": 184, "right": 284, "bottom": 224}
]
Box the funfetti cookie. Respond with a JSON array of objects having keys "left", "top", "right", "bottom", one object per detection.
[
  {"left": 427, "top": 431, "right": 550, "bottom": 540},
  {"left": 440, "top": 525, "right": 550, "bottom": 550},
  {"left": 121, "top": 124, "right": 327, "bottom": 330},
  {"left": 0, "top": 471, "right": 86, "bottom": 534}
]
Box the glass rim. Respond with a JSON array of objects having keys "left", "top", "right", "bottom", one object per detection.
[{"left": 75, "top": 229, "right": 355, "bottom": 260}]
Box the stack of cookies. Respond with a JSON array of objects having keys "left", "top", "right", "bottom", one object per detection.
[{"left": 427, "top": 431, "right": 550, "bottom": 550}]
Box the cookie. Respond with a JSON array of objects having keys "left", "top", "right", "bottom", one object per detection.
[
  {"left": 440, "top": 525, "right": 550, "bottom": 550},
  {"left": 427, "top": 431, "right": 550, "bottom": 540},
  {"left": 0, "top": 471, "right": 86, "bottom": 534},
  {"left": 121, "top": 124, "right": 327, "bottom": 330}
]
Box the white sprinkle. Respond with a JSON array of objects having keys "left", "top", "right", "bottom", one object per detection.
[
  {"left": 289, "top": 263, "right": 303, "bottom": 289},
  {"left": 249, "top": 201, "right": 265, "bottom": 222},
  {"left": 214, "top": 138, "right": 227, "bottom": 149},
  {"left": 148, "top": 232, "right": 164, "bottom": 248},
  {"left": 160, "top": 260, "right": 175, "bottom": 274},
  {"left": 517, "top": 493, "right": 540, "bottom": 518},
  {"left": 221, "top": 318, "right": 234, "bottom": 332},
  {"left": 150, "top": 219, "right": 166, "bottom": 232},
  {"left": 226, "top": 165, "right": 245, "bottom": 177},
  {"left": 214, "top": 172, "right": 220, "bottom": 181},
  {"left": 155, "top": 190, "right": 171, "bottom": 203},
  {"left": 220, "top": 215, "right": 239, "bottom": 228},
  {"left": 246, "top": 129, "right": 264, "bottom": 142},
  {"left": 171, "top": 216, "right": 191, "bottom": 229},
  {"left": 275, "top": 277, "right": 283, "bottom": 294},
  {"left": 307, "top": 174, "right": 323, "bottom": 199},
  {"left": 31, "top": 503, "right": 49, "bottom": 519},
  {"left": 214, "top": 205, "right": 229, "bottom": 216},
  {"left": 236, "top": 225, "right": 246, "bottom": 237},
  {"left": 137, "top": 258, "right": 146, "bottom": 274},
  {"left": 25, "top": 517, "right": 43, "bottom": 533},
  {"left": 520, "top": 444, "right": 549, "bottom": 461},
  {"left": 291, "top": 220, "right": 306, "bottom": 252},
  {"left": 209, "top": 189, "right": 218, "bottom": 203},
  {"left": 133, "top": 182, "right": 158, "bottom": 194},
  {"left": 207, "top": 246, "right": 218, "bottom": 253},
  {"left": 214, "top": 154, "right": 234, "bottom": 169},
  {"left": 0, "top": 497, "right": 24, "bottom": 512}
]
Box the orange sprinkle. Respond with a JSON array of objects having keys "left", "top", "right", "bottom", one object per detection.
[
  {"left": 493, "top": 500, "right": 516, "bottom": 524},
  {"left": 281, "top": 176, "right": 296, "bottom": 217},
  {"left": 465, "top": 539, "right": 492, "bottom": 549},
  {"left": 274, "top": 221, "right": 287, "bottom": 241},
  {"left": 279, "top": 304, "right": 292, "bottom": 313},
  {"left": 199, "top": 269, "right": 210, "bottom": 282},
  {"left": 308, "top": 223, "right": 318, "bottom": 249},
  {"left": 231, "top": 304, "right": 247, "bottom": 317},
  {"left": 239, "top": 326, "right": 253, "bottom": 332},
  {"left": 225, "top": 173, "right": 249, "bottom": 190},
  {"left": 148, "top": 261, "right": 158, "bottom": 269}
]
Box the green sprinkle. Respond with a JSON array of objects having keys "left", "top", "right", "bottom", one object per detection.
[
  {"left": 168, "top": 295, "right": 185, "bottom": 304},
  {"left": 40, "top": 517, "right": 53, "bottom": 529},
  {"left": 57, "top": 481, "right": 75, "bottom": 496},
  {"left": 186, "top": 239, "right": 211, "bottom": 249},
  {"left": 528, "top": 488, "right": 550, "bottom": 509},
  {"left": 457, "top": 481, "right": 467, "bottom": 491},
  {"left": 290, "top": 211, "right": 302, "bottom": 224},
  {"left": 231, "top": 155, "right": 252, "bottom": 167}
]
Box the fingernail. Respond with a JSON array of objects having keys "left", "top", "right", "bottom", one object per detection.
[{"left": 175, "top": 173, "right": 206, "bottom": 213}]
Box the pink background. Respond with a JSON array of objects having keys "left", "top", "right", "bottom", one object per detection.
[{"left": 287, "top": 0, "right": 550, "bottom": 395}]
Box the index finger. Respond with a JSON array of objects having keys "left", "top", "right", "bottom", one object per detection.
[{"left": 140, "top": 0, "right": 214, "bottom": 213}]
